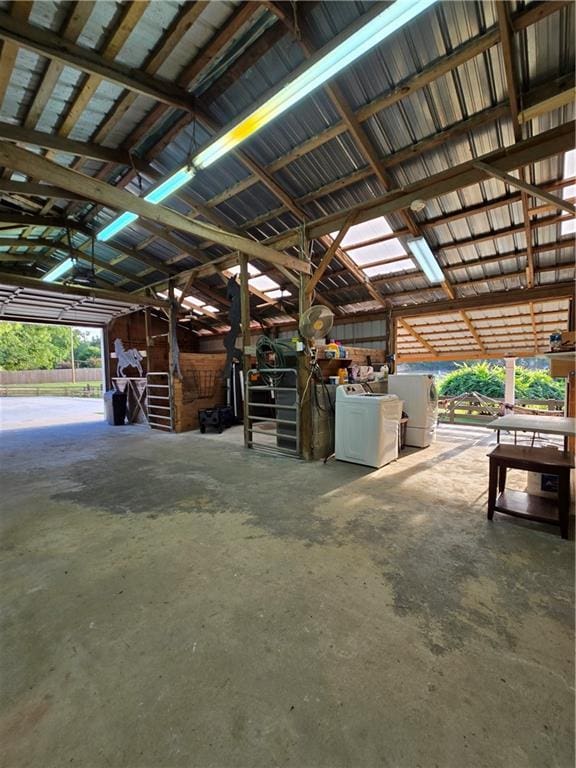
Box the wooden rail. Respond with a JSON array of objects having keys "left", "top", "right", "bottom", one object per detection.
[
  {"left": 0, "top": 384, "right": 102, "bottom": 398},
  {"left": 438, "top": 393, "right": 564, "bottom": 425}
]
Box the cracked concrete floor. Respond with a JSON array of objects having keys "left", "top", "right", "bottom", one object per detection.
[{"left": 0, "top": 399, "right": 574, "bottom": 768}]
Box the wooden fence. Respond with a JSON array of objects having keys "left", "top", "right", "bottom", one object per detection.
[
  {"left": 0, "top": 368, "right": 102, "bottom": 384},
  {"left": 438, "top": 392, "right": 564, "bottom": 425},
  {"left": 0, "top": 383, "right": 102, "bottom": 398}
]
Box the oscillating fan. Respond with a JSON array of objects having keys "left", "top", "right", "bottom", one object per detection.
[{"left": 299, "top": 305, "right": 334, "bottom": 341}]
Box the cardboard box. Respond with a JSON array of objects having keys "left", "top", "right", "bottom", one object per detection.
[
  {"left": 550, "top": 356, "right": 576, "bottom": 378},
  {"left": 561, "top": 330, "right": 576, "bottom": 350}
]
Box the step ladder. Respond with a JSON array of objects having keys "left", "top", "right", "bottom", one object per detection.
[{"left": 146, "top": 372, "right": 173, "bottom": 431}]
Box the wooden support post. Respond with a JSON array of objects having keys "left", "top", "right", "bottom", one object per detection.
[
  {"left": 298, "top": 239, "right": 313, "bottom": 460},
  {"left": 239, "top": 255, "right": 252, "bottom": 448},
  {"left": 389, "top": 316, "right": 397, "bottom": 374}
]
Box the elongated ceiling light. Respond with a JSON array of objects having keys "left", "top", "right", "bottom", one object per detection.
[
  {"left": 406, "top": 237, "right": 444, "bottom": 284},
  {"left": 97, "top": 0, "right": 437, "bottom": 242},
  {"left": 42, "top": 257, "right": 75, "bottom": 282}
]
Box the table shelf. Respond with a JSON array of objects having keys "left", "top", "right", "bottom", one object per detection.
[{"left": 494, "top": 490, "right": 560, "bottom": 526}]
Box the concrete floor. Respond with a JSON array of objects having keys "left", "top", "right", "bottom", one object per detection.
[{"left": 1, "top": 398, "right": 574, "bottom": 768}]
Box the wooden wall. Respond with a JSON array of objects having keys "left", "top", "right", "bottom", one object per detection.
[
  {"left": 106, "top": 310, "right": 197, "bottom": 382},
  {"left": 173, "top": 353, "right": 228, "bottom": 432}
]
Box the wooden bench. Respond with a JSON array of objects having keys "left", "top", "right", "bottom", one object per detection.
[{"left": 487, "top": 445, "right": 574, "bottom": 539}]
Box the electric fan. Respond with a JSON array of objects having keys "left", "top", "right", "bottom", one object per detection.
[{"left": 298, "top": 305, "right": 334, "bottom": 341}]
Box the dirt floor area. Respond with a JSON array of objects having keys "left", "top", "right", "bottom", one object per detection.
[{"left": 0, "top": 398, "right": 573, "bottom": 768}]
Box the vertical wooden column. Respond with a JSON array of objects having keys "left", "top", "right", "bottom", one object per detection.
[
  {"left": 167, "top": 279, "right": 178, "bottom": 430},
  {"left": 298, "top": 242, "right": 313, "bottom": 460},
  {"left": 387, "top": 315, "right": 397, "bottom": 374},
  {"left": 239, "top": 255, "right": 252, "bottom": 448},
  {"left": 144, "top": 307, "right": 151, "bottom": 372}
]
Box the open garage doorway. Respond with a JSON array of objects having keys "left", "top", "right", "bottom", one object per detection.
[{"left": 0, "top": 321, "right": 106, "bottom": 433}]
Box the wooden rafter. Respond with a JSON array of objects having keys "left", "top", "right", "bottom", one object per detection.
[
  {"left": 22, "top": 2, "right": 95, "bottom": 131},
  {"left": 0, "top": 141, "right": 310, "bottom": 275},
  {"left": 0, "top": 9, "right": 196, "bottom": 112},
  {"left": 529, "top": 302, "right": 539, "bottom": 353},
  {"left": 398, "top": 319, "right": 437, "bottom": 355},
  {"left": 473, "top": 161, "right": 576, "bottom": 216},
  {"left": 0, "top": 122, "right": 146, "bottom": 169},
  {"left": 459, "top": 311, "right": 487, "bottom": 353},
  {"left": 0, "top": 2, "right": 33, "bottom": 110},
  {"left": 266, "top": 122, "right": 575, "bottom": 251},
  {"left": 0, "top": 269, "right": 167, "bottom": 307},
  {"left": 306, "top": 213, "right": 357, "bottom": 295},
  {"left": 496, "top": 1, "right": 536, "bottom": 289},
  {"left": 202, "top": 2, "right": 569, "bottom": 213}
]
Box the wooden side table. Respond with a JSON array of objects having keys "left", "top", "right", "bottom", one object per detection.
[{"left": 487, "top": 445, "right": 574, "bottom": 539}]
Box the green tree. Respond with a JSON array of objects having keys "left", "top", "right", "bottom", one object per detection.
[
  {"left": 438, "top": 362, "right": 564, "bottom": 400},
  {"left": 0, "top": 323, "right": 75, "bottom": 370}
]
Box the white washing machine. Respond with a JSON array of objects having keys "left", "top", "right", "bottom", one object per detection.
[
  {"left": 335, "top": 384, "right": 403, "bottom": 468},
  {"left": 387, "top": 374, "right": 438, "bottom": 448}
]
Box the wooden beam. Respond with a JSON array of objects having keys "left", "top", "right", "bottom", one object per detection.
[
  {"left": 267, "top": 122, "right": 575, "bottom": 250},
  {"left": 239, "top": 254, "right": 252, "bottom": 448},
  {"left": 22, "top": 2, "right": 95, "bottom": 130},
  {"left": 392, "top": 282, "right": 575, "bottom": 318},
  {"left": 306, "top": 213, "right": 356, "bottom": 295},
  {"left": 0, "top": 2, "right": 33, "bottom": 109},
  {"left": 398, "top": 318, "right": 437, "bottom": 355},
  {"left": 0, "top": 9, "right": 195, "bottom": 112},
  {"left": 0, "top": 141, "right": 310, "bottom": 275},
  {"left": 519, "top": 87, "right": 575, "bottom": 124},
  {"left": 473, "top": 161, "right": 576, "bottom": 215},
  {"left": 529, "top": 302, "right": 540, "bottom": 354},
  {"left": 0, "top": 269, "right": 167, "bottom": 307},
  {"left": 0, "top": 179, "right": 89, "bottom": 202},
  {"left": 0, "top": 121, "right": 144, "bottom": 168},
  {"left": 58, "top": 2, "right": 149, "bottom": 140},
  {"left": 460, "top": 311, "right": 487, "bottom": 353},
  {"left": 397, "top": 347, "right": 551, "bottom": 363}
]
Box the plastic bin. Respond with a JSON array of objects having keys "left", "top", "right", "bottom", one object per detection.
[{"left": 104, "top": 389, "right": 127, "bottom": 426}]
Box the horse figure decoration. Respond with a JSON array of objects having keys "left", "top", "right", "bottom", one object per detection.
[{"left": 114, "top": 338, "right": 144, "bottom": 377}]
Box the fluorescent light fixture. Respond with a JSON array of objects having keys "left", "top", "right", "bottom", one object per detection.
[
  {"left": 97, "top": 0, "right": 436, "bottom": 240},
  {"left": 266, "top": 289, "right": 291, "bottom": 299},
  {"left": 98, "top": 211, "right": 139, "bottom": 242},
  {"left": 406, "top": 237, "right": 444, "bottom": 284},
  {"left": 42, "top": 257, "right": 75, "bottom": 283},
  {"left": 98, "top": 167, "right": 196, "bottom": 241},
  {"left": 186, "top": 296, "right": 205, "bottom": 307},
  {"left": 145, "top": 167, "right": 195, "bottom": 204},
  {"left": 203, "top": 305, "right": 219, "bottom": 313},
  {"left": 195, "top": 0, "right": 436, "bottom": 169}
]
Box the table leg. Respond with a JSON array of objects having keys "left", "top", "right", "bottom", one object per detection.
[
  {"left": 558, "top": 469, "right": 570, "bottom": 540},
  {"left": 487, "top": 459, "right": 498, "bottom": 520},
  {"left": 498, "top": 465, "right": 507, "bottom": 493}
]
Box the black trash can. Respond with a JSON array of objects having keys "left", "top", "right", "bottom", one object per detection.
[{"left": 104, "top": 389, "right": 127, "bottom": 426}]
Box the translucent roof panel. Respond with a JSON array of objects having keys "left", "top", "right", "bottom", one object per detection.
[
  {"left": 266, "top": 289, "right": 292, "bottom": 298},
  {"left": 363, "top": 259, "right": 415, "bottom": 278},
  {"left": 331, "top": 216, "right": 394, "bottom": 247},
  {"left": 249, "top": 275, "right": 280, "bottom": 291},
  {"left": 348, "top": 239, "right": 407, "bottom": 266}
]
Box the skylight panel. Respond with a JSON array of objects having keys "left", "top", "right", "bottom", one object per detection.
[
  {"left": 562, "top": 149, "right": 576, "bottom": 236},
  {"left": 331, "top": 216, "right": 394, "bottom": 247},
  {"left": 348, "top": 239, "right": 408, "bottom": 265},
  {"left": 249, "top": 275, "right": 280, "bottom": 292},
  {"left": 266, "top": 289, "right": 291, "bottom": 299},
  {"left": 363, "top": 259, "right": 415, "bottom": 278}
]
